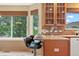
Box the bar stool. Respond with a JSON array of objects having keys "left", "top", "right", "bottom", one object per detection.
[{"left": 24, "top": 35, "right": 42, "bottom": 56}]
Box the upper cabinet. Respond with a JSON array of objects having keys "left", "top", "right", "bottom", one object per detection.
[
  {"left": 41, "top": 3, "right": 67, "bottom": 35},
  {"left": 56, "top": 3, "right": 67, "bottom": 26},
  {"left": 42, "top": 3, "right": 67, "bottom": 27},
  {"left": 42, "top": 3, "right": 55, "bottom": 26}
]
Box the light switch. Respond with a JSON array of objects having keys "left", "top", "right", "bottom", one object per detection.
[{"left": 54, "top": 48, "right": 60, "bottom": 52}]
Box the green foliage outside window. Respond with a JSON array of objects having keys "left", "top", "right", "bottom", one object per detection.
[
  {"left": 0, "top": 16, "right": 27, "bottom": 37},
  {"left": 33, "top": 15, "right": 39, "bottom": 35},
  {"left": 0, "top": 16, "right": 11, "bottom": 37},
  {"left": 13, "top": 16, "right": 27, "bottom": 37}
]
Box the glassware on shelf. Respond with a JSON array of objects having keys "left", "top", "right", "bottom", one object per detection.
[
  {"left": 59, "top": 30, "right": 62, "bottom": 32},
  {"left": 62, "top": 11, "right": 65, "bottom": 13},
  {"left": 42, "top": 29, "right": 49, "bottom": 34},
  {"left": 49, "top": 8, "right": 52, "bottom": 11}
]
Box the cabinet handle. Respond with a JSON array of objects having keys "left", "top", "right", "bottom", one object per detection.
[{"left": 54, "top": 48, "right": 60, "bottom": 52}]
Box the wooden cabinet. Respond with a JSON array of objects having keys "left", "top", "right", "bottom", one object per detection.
[
  {"left": 56, "top": 3, "right": 66, "bottom": 26},
  {"left": 42, "top": 3, "right": 67, "bottom": 26},
  {"left": 43, "top": 40, "right": 70, "bottom": 56},
  {"left": 42, "top": 3, "right": 55, "bottom": 26},
  {"left": 42, "top": 3, "right": 67, "bottom": 35},
  {"left": 44, "top": 3, "right": 54, "bottom": 25}
]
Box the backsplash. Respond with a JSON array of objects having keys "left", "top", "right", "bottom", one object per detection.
[{"left": 42, "top": 26, "right": 64, "bottom": 35}]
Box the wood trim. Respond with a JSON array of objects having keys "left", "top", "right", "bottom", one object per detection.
[
  {"left": 41, "top": 4, "right": 46, "bottom": 27},
  {"left": 64, "top": 3, "right": 67, "bottom": 25},
  {"left": 31, "top": 9, "right": 38, "bottom": 15},
  {"left": 54, "top": 3, "right": 57, "bottom": 24},
  {"left": 0, "top": 11, "right": 28, "bottom": 16},
  {"left": 67, "top": 8, "right": 79, "bottom": 13},
  {"left": 64, "top": 30, "right": 75, "bottom": 35},
  {"left": 43, "top": 40, "right": 45, "bottom": 56}
]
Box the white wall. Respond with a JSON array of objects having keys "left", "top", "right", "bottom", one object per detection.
[{"left": 0, "top": 5, "right": 29, "bottom": 11}]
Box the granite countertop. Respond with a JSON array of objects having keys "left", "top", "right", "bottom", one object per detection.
[
  {"left": 41, "top": 35, "right": 69, "bottom": 40},
  {"left": 61, "top": 35, "right": 79, "bottom": 38},
  {"left": 41, "top": 35, "right": 79, "bottom": 40}
]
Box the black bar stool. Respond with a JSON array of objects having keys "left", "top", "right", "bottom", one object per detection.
[{"left": 24, "top": 35, "right": 42, "bottom": 56}]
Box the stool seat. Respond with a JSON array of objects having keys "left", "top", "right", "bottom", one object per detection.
[{"left": 29, "top": 40, "right": 42, "bottom": 49}]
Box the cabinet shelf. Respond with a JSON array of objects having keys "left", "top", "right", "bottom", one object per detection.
[
  {"left": 45, "top": 5, "right": 54, "bottom": 7},
  {"left": 46, "top": 12, "right": 54, "bottom": 13},
  {"left": 56, "top": 24, "right": 66, "bottom": 27},
  {"left": 56, "top": 18, "right": 65, "bottom": 19},
  {"left": 46, "top": 18, "right": 54, "bottom": 19},
  {"left": 57, "top": 6, "right": 65, "bottom": 7},
  {"left": 45, "top": 24, "right": 54, "bottom": 26},
  {"left": 46, "top": 3, "right": 54, "bottom": 6},
  {"left": 57, "top": 3, "right": 65, "bottom": 6}
]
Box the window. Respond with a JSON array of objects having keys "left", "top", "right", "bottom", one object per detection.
[
  {"left": 66, "top": 13, "right": 79, "bottom": 30},
  {"left": 33, "top": 15, "right": 39, "bottom": 35},
  {"left": 31, "top": 9, "right": 39, "bottom": 35},
  {"left": 0, "top": 16, "right": 27, "bottom": 37}
]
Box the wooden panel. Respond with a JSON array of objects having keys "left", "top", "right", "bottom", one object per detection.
[
  {"left": 41, "top": 4, "right": 46, "bottom": 27},
  {"left": 43, "top": 40, "right": 70, "bottom": 56},
  {"left": 67, "top": 3, "right": 79, "bottom": 8},
  {"left": 63, "top": 30, "right": 75, "bottom": 35},
  {"left": 31, "top": 9, "right": 38, "bottom": 15},
  {"left": 67, "top": 8, "right": 79, "bottom": 13},
  {"left": 0, "top": 11, "right": 28, "bottom": 16}
]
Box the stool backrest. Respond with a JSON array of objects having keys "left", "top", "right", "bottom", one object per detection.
[
  {"left": 24, "top": 35, "right": 34, "bottom": 47},
  {"left": 24, "top": 35, "right": 42, "bottom": 49}
]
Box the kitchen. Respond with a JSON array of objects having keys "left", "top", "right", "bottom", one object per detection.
[{"left": 0, "top": 3, "right": 79, "bottom": 56}]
